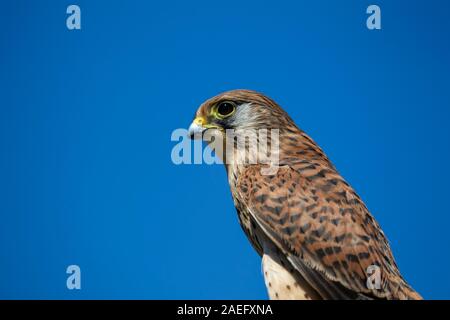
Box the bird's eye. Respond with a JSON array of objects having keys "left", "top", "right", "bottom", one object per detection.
[{"left": 216, "top": 102, "right": 236, "bottom": 118}]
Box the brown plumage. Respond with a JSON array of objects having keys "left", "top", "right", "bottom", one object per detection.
[{"left": 188, "top": 89, "right": 422, "bottom": 300}]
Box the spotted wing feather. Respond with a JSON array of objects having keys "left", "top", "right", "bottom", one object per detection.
[{"left": 236, "top": 165, "right": 421, "bottom": 300}]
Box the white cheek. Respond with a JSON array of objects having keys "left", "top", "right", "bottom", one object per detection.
[{"left": 232, "top": 103, "right": 254, "bottom": 127}]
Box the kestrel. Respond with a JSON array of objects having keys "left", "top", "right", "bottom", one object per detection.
[{"left": 188, "top": 90, "right": 422, "bottom": 300}]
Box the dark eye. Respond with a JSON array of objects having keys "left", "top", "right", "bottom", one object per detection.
[{"left": 216, "top": 101, "right": 235, "bottom": 117}]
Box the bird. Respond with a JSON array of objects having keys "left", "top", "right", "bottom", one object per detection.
[{"left": 188, "top": 89, "right": 422, "bottom": 300}]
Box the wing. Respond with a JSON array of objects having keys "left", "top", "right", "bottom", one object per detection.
[{"left": 235, "top": 164, "right": 421, "bottom": 300}]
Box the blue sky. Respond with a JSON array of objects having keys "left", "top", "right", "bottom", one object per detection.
[{"left": 0, "top": 0, "right": 449, "bottom": 299}]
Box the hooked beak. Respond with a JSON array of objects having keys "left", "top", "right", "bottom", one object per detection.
[{"left": 188, "top": 117, "right": 206, "bottom": 139}]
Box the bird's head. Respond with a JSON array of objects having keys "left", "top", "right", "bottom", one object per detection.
[
  {"left": 187, "top": 89, "right": 329, "bottom": 173},
  {"left": 188, "top": 89, "right": 298, "bottom": 140}
]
